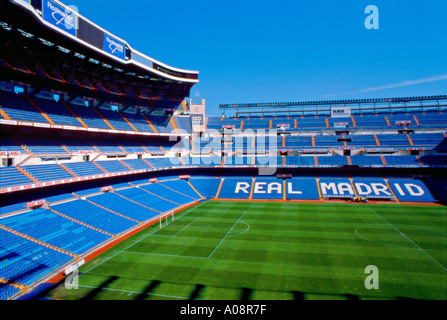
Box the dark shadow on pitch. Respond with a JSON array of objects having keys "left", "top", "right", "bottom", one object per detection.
[
  {"left": 189, "top": 284, "right": 205, "bottom": 300},
  {"left": 134, "top": 280, "right": 161, "bottom": 300},
  {"left": 292, "top": 291, "right": 305, "bottom": 300},
  {"left": 80, "top": 275, "right": 119, "bottom": 300},
  {"left": 343, "top": 293, "right": 360, "bottom": 301},
  {"left": 240, "top": 287, "right": 253, "bottom": 300}
]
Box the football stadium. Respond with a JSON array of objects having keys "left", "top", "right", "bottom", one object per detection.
[{"left": 0, "top": 0, "right": 446, "bottom": 302}]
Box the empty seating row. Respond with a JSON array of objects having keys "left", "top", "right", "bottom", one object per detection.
[
  {"left": 1, "top": 136, "right": 178, "bottom": 155},
  {"left": 0, "top": 167, "right": 35, "bottom": 189},
  {"left": 116, "top": 187, "right": 177, "bottom": 213},
  {"left": 0, "top": 90, "right": 191, "bottom": 133},
  {"left": 94, "top": 160, "right": 130, "bottom": 173},
  {"left": 196, "top": 133, "right": 445, "bottom": 150},
  {"left": 51, "top": 200, "right": 137, "bottom": 235},
  {"left": 87, "top": 192, "right": 160, "bottom": 222},
  {"left": 207, "top": 111, "right": 447, "bottom": 131},
  {"left": 0, "top": 153, "right": 445, "bottom": 190},
  {"left": 0, "top": 228, "right": 72, "bottom": 288},
  {"left": 0, "top": 209, "right": 111, "bottom": 255},
  {"left": 1, "top": 132, "right": 444, "bottom": 157},
  {"left": 21, "top": 164, "right": 74, "bottom": 182},
  {"left": 63, "top": 162, "right": 104, "bottom": 177}
]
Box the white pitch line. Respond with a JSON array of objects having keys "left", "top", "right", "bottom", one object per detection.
[
  {"left": 171, "top": 217, "right": 201, "bottom": 237},
  {"left": 78, "top": 205, "right": 201, "bottom": 277},
  {"left": 124, "top": 251, "right": 208, "bottom": 259},
  {"left": 77, "top": 285, "right": 192, "bottom": 300},
  {"left": 366, "top": 206, "right": 447, "bottom": 272},
  {"left": 206, "top": 210, "right": 247, "bottom": 259},
  {"left": 227, "top": 221, "right": 250, "bottom": 238},
  {"left": 79, "top": 226, "right": 161, "bottom": 278}
]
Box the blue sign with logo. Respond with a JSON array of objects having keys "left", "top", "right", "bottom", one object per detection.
[
  {"left": 103, "top": 34, "right": 126, "bottom": 60},
  {"left": 42, "top": 0, "right": 77, "bottom": 37}
]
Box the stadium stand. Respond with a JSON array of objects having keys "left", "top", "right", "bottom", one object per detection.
[
  {"left": 87, "top": 192, "right": 161, "bottom": 222},
  {"left": 0, "top": 167, "right": 35, "bottom": 189},
  {"left": 0, "top": 228, "right": 73, "bottom": 289},
  {"left": 189, "top": 178, "right": 222, "bottom": 199},
  {"left": 0, "top": 208, "right": 111, "bottom": 255},
  {"left": 51, "top": 199, "right": 137, "bottom": 236},
  {"left": 62, "top": 162, "right": 105, "bottom": 177}
]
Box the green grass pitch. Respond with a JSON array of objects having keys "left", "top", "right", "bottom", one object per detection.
[{"left": 45, "top": 201, "right": 447, "bottom": 300}]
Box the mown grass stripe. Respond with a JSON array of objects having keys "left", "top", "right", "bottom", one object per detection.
[
  {"left": 366, "top": 206, "right": 447, "bottom": 272},
  {"left": 45, "top": 201, "right": 446, "bottom": 301}
]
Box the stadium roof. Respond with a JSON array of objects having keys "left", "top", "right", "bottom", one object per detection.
[
  {"left": 219, "top": 95, "right": 447, "bottom": 116},
  {"left": 0, "top": 0, "right": 199, "bottom": 107}
]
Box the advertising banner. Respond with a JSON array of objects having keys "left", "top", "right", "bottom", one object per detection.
[
  {"left": 331, "top": 106, "right": 351, "bottom": 118},
  {"left": 42, "top": 0, "right": 77, "bottom": 37},
  {"left": 103, "top": 34, "right": 126, "bottom": 60}
]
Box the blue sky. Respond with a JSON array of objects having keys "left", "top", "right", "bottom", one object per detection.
[{"left": 60, "top": 0, "right": 447, "bottom": 116}]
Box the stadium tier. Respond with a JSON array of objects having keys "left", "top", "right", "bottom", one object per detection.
[
  {"left": 1, "top": 151, "right": 447, "bottom": 192},
  {"left": 1, "top": 173, "right": 440, "bottom": 291},
  {"left": 0, "top": 89, "right": 192, "bottom": 135},
  {"left": 207, "top": 111, "right": 447, "bottom": 131},
  {"left": 3, "top": 107, "right": 444, "bottom": 301}
]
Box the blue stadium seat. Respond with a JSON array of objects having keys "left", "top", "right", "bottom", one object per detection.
[
  {"left": 189, "top": 178, "right": 221, "bottom": 199},
  {"left": 0, "top": 228, "right": 72, "bottom": 288},
  {"left": 286, "top": 178, "right": 320, "bottom": 200},
  {"left": 87, "top": 192, "right": 160, "bottom": 221},
  {"left": 63, "top": 162, "right": 105, "bottom": 177},
  {"left": 21, "top": 164, "right": 74, "bottom": 182},
  {"left": 218, "top": 178, "right": 253, "bottom": 199},
  {"left": 0, "top": 208, "right": 111, "bottom": 254},
  {"left": 387, "top": 178, "right": 436, "bottom": 202},
  {"left": 116, "top": 187, "right": 177, "bottom": 212},
  {"left": 384, "top": 155, "right": 420, "bottom": 166},
  {"left": 0, "top": 167, "right": 35, "bottom": 189},
  {"left": 350, "top": 156, "right": 383, "bottom": 166},
  {"left": 94, "top": 160, "right": 129, "bottom": 173},
  {"left": 51, "top": 199, "right": 137, "bottom": 235}
]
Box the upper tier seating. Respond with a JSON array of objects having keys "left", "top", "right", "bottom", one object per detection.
[
  {"left": 384, "top": 155, "right": 420, "bottom": 166},
  {"left": 350, "top": 156, "right": 384, "bottom": 166},
  {"left": 63, "top": 161, "right": 105, "bottom": 177},
  {"left": 21, "top": 164, "right": 74, "bottom": 182},
  {"left": 317, "top": 156, "right": 349, "bottom": 166},
  {"left": 206, "top": 110, "right": 446, "bottom": 131},
  {"left": 14, "top": 137, "right": 68, "bottom": 156},
  {"left": 120, "top": 159, "right": 152, "bottom": 170},
  {"left": 0, "top": 138, "right": 26, "bottom": 154},
  {"left": 1, "top": 90, "right": 190, "bottom": 133},
  {"left": 0, "top": 167, "right": 35, "bottom": 189},
  {"left": 31, "top": 96, "right": 84, "bottom": 127},
  {"left": 0, "top": 91, "right": 48, "bottom": 123},
  {"left": 94, "top": 160, "right": 130, "bottom": 173}
]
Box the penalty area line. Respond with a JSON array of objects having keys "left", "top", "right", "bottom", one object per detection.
[
  {"left": 77, "top": 284, "right": 193, "bottom": 300},
  {"left": 206, "top": 210, "right": 247, "bottom": 259},
  {"left": 78, "top": 203, "right": 204, "bottom": 278},
  {"left": 170, "top": 217, "right": 201, "bottom": 237}
]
